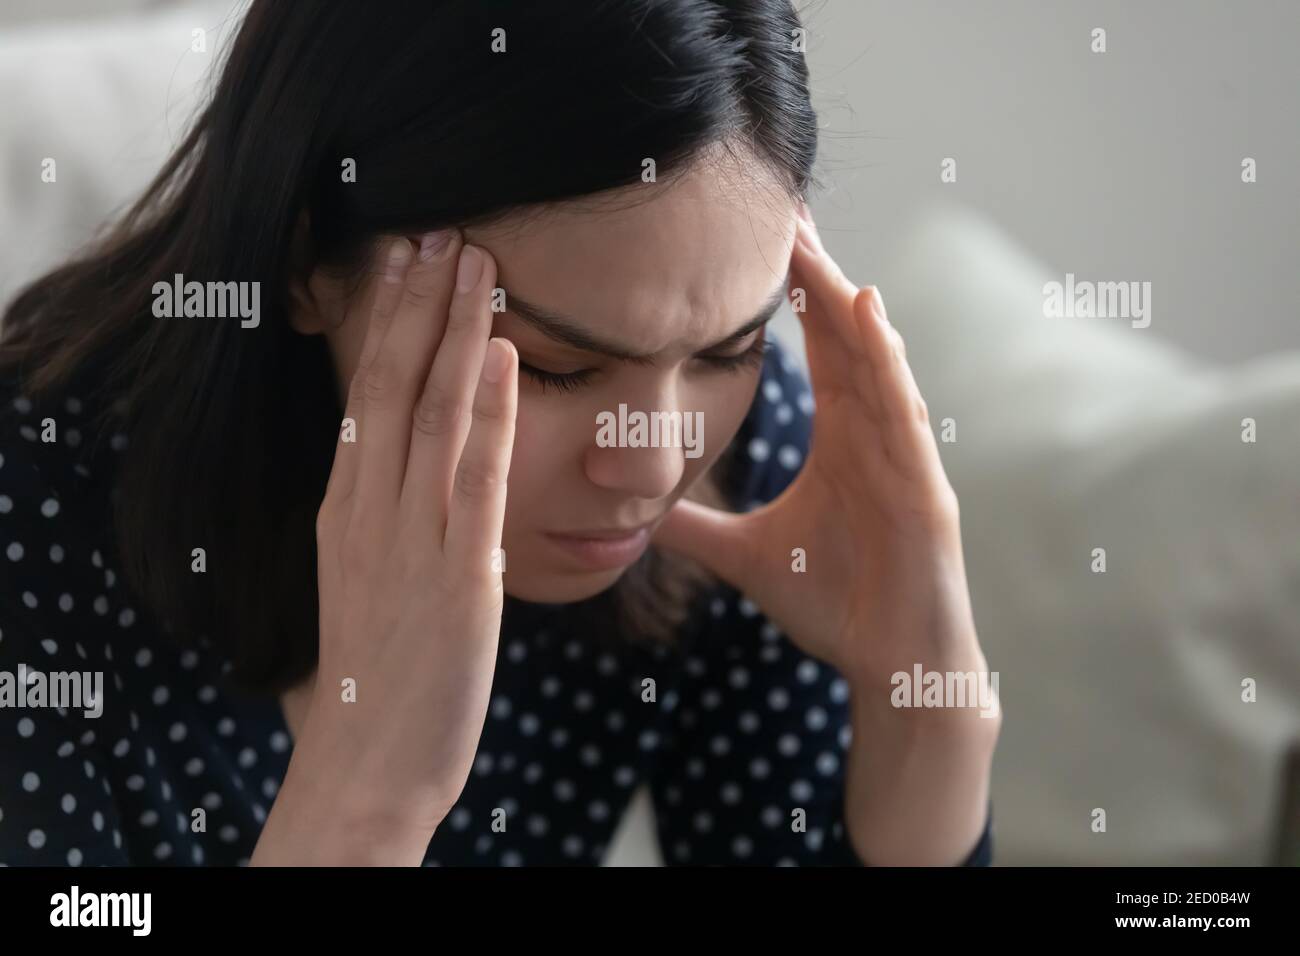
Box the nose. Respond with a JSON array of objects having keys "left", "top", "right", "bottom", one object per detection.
[{"left": 584, "top": 404, "right": 690, "bottom": 500}]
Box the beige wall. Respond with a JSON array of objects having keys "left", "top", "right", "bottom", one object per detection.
[{"left": 797, "top": 0, "right": 1298, "bottom": 362}]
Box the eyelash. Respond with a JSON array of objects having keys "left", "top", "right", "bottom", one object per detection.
[{"left": 519, "top": 336, "right": 772, "bottom": 394}]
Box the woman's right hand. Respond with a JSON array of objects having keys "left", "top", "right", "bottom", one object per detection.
[{"left": 254, "top": 229, "right": 517, "bottom": 865}]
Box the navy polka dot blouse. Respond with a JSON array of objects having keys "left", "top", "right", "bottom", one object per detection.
[{"left": 0, "top": 338, "right": 993, "bottom": 866}]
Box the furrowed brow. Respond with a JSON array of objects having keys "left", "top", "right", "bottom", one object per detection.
[{"left": 501, "top": 268, "right": 791, "bottom": 364}]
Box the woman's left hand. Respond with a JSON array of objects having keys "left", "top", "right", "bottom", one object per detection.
[{"left": 652, "top": 203, "right": 989, "bottom": 698}]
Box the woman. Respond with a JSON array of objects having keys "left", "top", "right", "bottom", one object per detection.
[{"left": 0, "top": 0, "right": 998, "bottom": 866}]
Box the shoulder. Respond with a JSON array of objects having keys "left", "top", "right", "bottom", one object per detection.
[
  {"left": 0, "top": 361, "right": 123, "bottom": 522},
  {"left": 0, "top": 363, "right": 126, "bottom": 665}
]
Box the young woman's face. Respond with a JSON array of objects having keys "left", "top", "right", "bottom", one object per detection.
[{"left": 319, "top": 161, "right": 798, "bottom": 602}]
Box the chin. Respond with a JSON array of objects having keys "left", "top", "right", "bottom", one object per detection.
[{"left": 503, "top": 567, "right": 627, "bottom": 604}]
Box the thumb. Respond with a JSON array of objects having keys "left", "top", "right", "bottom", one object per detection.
[{"left": 651, "top": 497, "right": 755, "bottom": 592}]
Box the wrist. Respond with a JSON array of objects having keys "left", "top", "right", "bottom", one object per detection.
[
  {"left": 254, "top": 762, "right": 439, "bottom": 866},
  {"left": 847, "top": 654, "right": 1002, "bottom": 746}
]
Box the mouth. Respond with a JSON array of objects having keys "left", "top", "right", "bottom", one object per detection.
[
  {"left": 542, "top": 521, "right": 658, "bottom": 571},
  {"left": 548, "top": 523, "right": 656, "bottom": 540}
]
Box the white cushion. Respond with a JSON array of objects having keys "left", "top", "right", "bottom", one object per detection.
[
  {"left": 882, "top": 202, "right": 1300, "bottom": 864},
  {"left": 0, "top": 1, "right": 236, "bottom": 309}
]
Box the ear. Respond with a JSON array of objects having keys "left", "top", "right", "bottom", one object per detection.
[{"left": 285, "top": 211, "right": 342, "bottom": 335}]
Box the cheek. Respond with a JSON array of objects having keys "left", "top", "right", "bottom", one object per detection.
[
  {"left": 691, "top": 371, "right": 762, "bottom": 464},
  {"left": 501, "top": 393, "right": 588, "bottom": 530}
]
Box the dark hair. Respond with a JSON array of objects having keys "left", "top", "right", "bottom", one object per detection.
[{"left": 0, "top": 0, "right": 820, "bottom": 696}]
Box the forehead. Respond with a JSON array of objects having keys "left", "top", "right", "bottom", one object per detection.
[{"left": 463, "top": 160, "right": 797, "bottom": 353}]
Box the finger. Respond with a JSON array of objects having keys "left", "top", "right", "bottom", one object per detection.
[
  {"left": 854, "top": 287, "right": 952, "bottom": 481},
  {"left": 794, "top": 214, "right": 918, "bottom": 418},
  {"left": 790, "top": 218, "right": 874, "bottom": 360},
  {"left": 353, "top": 229, "right": 465, "bottom": 519},
  {"left": 793, "top": 218, "right": 912, "bottom": 422},
  {"left": 322, "top": 237, "right": 413, "bottom": 510},
  {"left": 790, "top": 219, "right": 945, "bottom": 478},
  {"left": 650, "top": 497, "right": 755, "bottom": 593},
  {"left": 443, "top": 338, "right": 518, "bottom": 575},
  {"left": 403, "top": 243, "right": 496, "bottom": 531},
  {"left": 856, "top": 286, "right": 928, "bottom": 427},
  {"left": 788, "top": 241, "right": 881, "bottom": 419}
]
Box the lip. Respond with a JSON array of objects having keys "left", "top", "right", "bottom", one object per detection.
[
  {"left": 543, "top": 522, "right": 655, "bottom": 571},
  {"left": 550, "top": 523, "right": 655, "bottom": 540}
]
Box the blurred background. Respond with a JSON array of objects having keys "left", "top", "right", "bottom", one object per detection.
[{"left": 2, "top": 0, "right": 1297, "bottom": 865}]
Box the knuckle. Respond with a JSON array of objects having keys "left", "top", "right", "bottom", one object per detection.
[
  {"left": 369, "top": 298, "right": 399, "bottom": 333},
  {"left": 471, "top": 394, "right": 503, "bottom": 425},
  {"left": 445, "top": 300, "right": 478, "bottom": 333},
  {"left": 454, "top": 460, "right": 501, "bottom": 503},
  {"left": 413, "top": 383, "right": 466, "bottom": 437},
  {"left": 337, "top": 533, "right": 370, "bottom": 578},
  {"left": 401, "top": 280, "right": 437, "bottom": 308},
  {"left": 369, "top": 290, "right": 397, "bottom": 319},
  {"left": 455, "top": 551, "right": 498, "bottom": 588},
  {"left": 385, "top": 546, "right": 419, "bottom": 585},
  {"left": 363, "top": 357, "right": 405, "bottom": 406}
]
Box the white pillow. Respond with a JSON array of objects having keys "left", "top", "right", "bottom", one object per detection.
[{"left": 882, "top": 202, "right": 1300, "bottom": 864}]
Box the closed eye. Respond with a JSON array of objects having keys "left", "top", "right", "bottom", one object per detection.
[
  {"left": 519, "top": 333, "right": 770, "bottom": 394},
  {"left": 696, "top": 333, "right": 771, "bottom": 373},
  {"left": 517, "top": 362, "right": 596, "bottom": 394}
]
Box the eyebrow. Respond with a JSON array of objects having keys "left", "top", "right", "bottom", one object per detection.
[{"left": 499, "top": 268, "right": 791, "bottom": 365}]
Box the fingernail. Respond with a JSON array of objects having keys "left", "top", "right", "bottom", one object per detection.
[
  {"left": 386, "top": 238, "right": 413, "bottom": 275},
  {"left": 418, "top": 229, "right": 454, "bottom": 261},
  {"left": 870, "top": 287, "right": 888, "bottom": 323},
  {"left": 457, "top": 245, "right": 484, "bottom": 292},
  {"left": 481, "top": 338, "right": 508, "bottom": 383}
]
